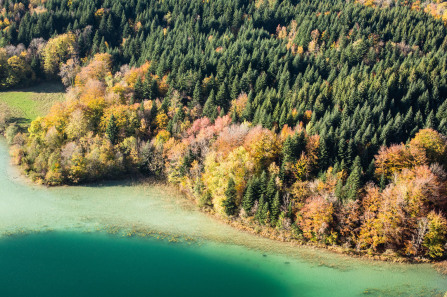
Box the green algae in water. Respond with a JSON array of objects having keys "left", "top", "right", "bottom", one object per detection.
[{"left": 0, "top": 138, "right": 447, "bottom": 297}]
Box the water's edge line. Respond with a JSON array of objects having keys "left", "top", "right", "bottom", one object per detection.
[{"left": 1, "top": 136, "right": 446, "bottom": 273}]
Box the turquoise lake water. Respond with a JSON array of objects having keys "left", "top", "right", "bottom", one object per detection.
[
  {"left": 0, "top": 232, "right": 286, "bottom": 297},
  {"left": 0, "top": 138, "right": 446, "bottom": 297}
]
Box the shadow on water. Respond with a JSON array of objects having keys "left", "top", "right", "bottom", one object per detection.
[{"left": 0, "top": 232, "right": 289, "bottom": 297}]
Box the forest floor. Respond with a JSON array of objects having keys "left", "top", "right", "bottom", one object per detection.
[{"left": 0, "top": 82, "right": 65, "bottom": 127}]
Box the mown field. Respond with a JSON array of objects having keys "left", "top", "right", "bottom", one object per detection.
[{"left": 0, "top": 83, "right": 65, "bottom": 127}]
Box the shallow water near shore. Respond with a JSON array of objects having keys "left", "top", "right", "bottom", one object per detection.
[{"left": 0, "top": 138, "right": 446, "bottom": 297}]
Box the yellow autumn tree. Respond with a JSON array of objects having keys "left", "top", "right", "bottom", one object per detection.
[
  {"left": 423, "top": 211, "right": 447, "bottom": 259},
  {"left": 42, "top": 33, "right": 77, "bottom": 76},
  {"left": 297, "top": 196, "right": 334, "bottom": 242},
  {"left": 409, "top": 129, "right": 447, "bottom": 166},
  {"left": 202, "top": 146, "right": 255, "bottom": 215},
  {"left": 243, "top": 126, "right": 279, "bottom": 171}
]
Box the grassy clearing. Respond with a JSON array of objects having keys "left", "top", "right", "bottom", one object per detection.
[{"left": 0, "top": 82, "right": 65, "bottom": 127}]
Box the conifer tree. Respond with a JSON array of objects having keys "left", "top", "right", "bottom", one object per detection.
[
  {"left": 106, "top": 114, "right": 119, "bottom": 144},
  {"left": 335, "top": 178, "right": 344, "bottom": 202},
  {"left": 203, "top": 90, "right": 217, "bottom": 120},
  {"left": 223, "top": 178, "right": 238, "bottom": 216},
  {"left": 266, "top": 175, "right": 276, "bottom": 203},
  {"left": 271, "top": 191, "right": 281, "bottom": 224},
  {"left": 216, "top": 83, "right": 229, "bottom": 111},
  {"left": 345, "top": 156, "right": 362, "bottom": 201},
  {"left": 242, "top": 178, "right": 255, "bottom": 213},
  {"left": 318, "top": 137, "right": 329, "bottom": 171},
  {"left": 259, "top": 171, "right": 268, "bottom": 197},
  {"left": 134, "top": 77, "right": 144, "bottom": 101},
  {"left": 192, "top": 81, "right": 202, "bottom": 106}
]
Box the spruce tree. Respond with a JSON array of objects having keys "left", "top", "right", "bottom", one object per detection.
[
  {"left": 318, "top": 137, "right": 329, "bottom": 171},
  {"left": 266, "top": 175, "right": 276, "bottom": 203},
  {"left": 231, "top": 77, "right": 240, "bottom": 100},
  {"left": 255, "top": 194, "right": 265, "bottom": 223},
  {"left": 261, "top": 201, "right": 270, "bottom": 225},
  {"left": 345, "top": 157, "right": 362, "bottom": 202},
  {"left": 134, "top": 77, "right": 144, "bottom": 101},
  {"left": 223, "top": 178, "right": 238, "bottom": 216},
  {"left": 282, "top": 136, "right": 294, "bottom": 163},
  {"left": 242, "top": 179, "right": 255, "bottom": 213},
  {"left": 259, "top": 171, "right": 268, "bottom": 197},
  {"left": 335, "top": 178, "right": 345, "bottom": 202},
  {"left": 271, "top": 191, "right": 281, "bottom": 224},
  {"left": 203, "top": 90, "right": 217, "bottom": 120},
  {"left": 192, "top": 81, "right": 202, "bottom": 106},
  {"left": 216, "top": 83, "right": 229, "bottom": 111},
  {"left": 106, "top": 114, "right": 119, "bottom": 144}
]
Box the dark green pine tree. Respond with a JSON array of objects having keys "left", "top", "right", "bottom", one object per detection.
[
  {"left": 242, "top": 178, "right": 255, "bottom": 213},
  {"left": 231, "top": 109, "right": 238, "bottom": 123},
  {"left": 255, "top": 194, "right": 265, "bottom": 223},
  {"left": 335, "top": 178, "right": 345, "bottom": 202},
  {"left": 134, "top": 77, "right": 144, "bottom": 101},
  {"left": 242, "top": 98, "right": 253, "bottom": 122},
  {"left": 203, "top": 90, "right": 218, "bottom": 120},
  {"left": 119, "top": 11, "right": 127, "bottom": 31},
  {"left": 379, "top": 174, "right": 387, "bottom": 190},
  {"left": 259, "top": 171, "right": 268, "bottom": 197},
  {"left": 192, "top": 81, "right": 202, "bottom": 106},
  {"left": 223, "top": 178, "right": 238, "bottom": 216},
  {"left": 271, "top": 191, "right": 281, "bottom": 224},
  {"left": 219, "top": 108, "right": 225, "bottom": 118},
  {"left": 266, "top": 175, "right": 276, "bottom": 204},
  {"left": 346, "top": 139, "right": 354, "bottom": 169},
  {"left": 106, "top": 114, "right": 119, "bottom": 144},
  {"left": 92, "top": 31, "right": 101, "bottom": 54},
  {"left": 143, "top": 73, "right": 156, "bottom": 100},
  {"left": 345, "top": 156, "right": 362, "bottom": 201},
  {"left": 282, "top": 136, "right": 294, "bottom": 163},
  {"left": 255, "top": 72, "right": 267, "bottom": 94},
  {"left": 106, "top": 14, "right": 114, "bottom": 41},
  {"left": 261, "top": 200, "right": 270, "bottom": 225},
  {"left": 216, "top": 83, "right": 229, "bottom": 111},
  {"left": 99, "top": 16, "right": 107, "bottom": 35},
  {"left": 425, "top": 110, "right": 435, "bottom": 129},
  {"left": 318, "top": 137, "right": 329, "bottom": 172},
  {"left": 231, "top": 77, "right": 240, "bottom": 100},
  {"left": 337, "top": 137, "right": 347, "bottom": 164},
  {"left": 99, "top": 36, "right": 107, "bottom": 53}
]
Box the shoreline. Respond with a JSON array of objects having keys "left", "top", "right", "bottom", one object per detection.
[
  {"left": 1, "top": 137, "right": 446, "bottom": 273},
  {"left": 177, "top": 185, "right": 444, "bottom": 265}
]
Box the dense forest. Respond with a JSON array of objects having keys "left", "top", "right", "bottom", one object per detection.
[{"left": 1, "top": 0, "right": 447, "bottom": 260}]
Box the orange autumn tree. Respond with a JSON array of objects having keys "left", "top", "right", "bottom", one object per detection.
[
  {"left": 75, "top": 53, "right": 113, "bottom": 87},
  {"left": 375, "top": 144, "right": 427, "bottom": 179},
  {"left": 358, "top": 165, "right": 447, "bottom": 257},
  {"left": 297, "top": 195, "right": 335, "bottom": 242},
  {"left": 376, "top": 129, "right": 447, "bottom": 180}
]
